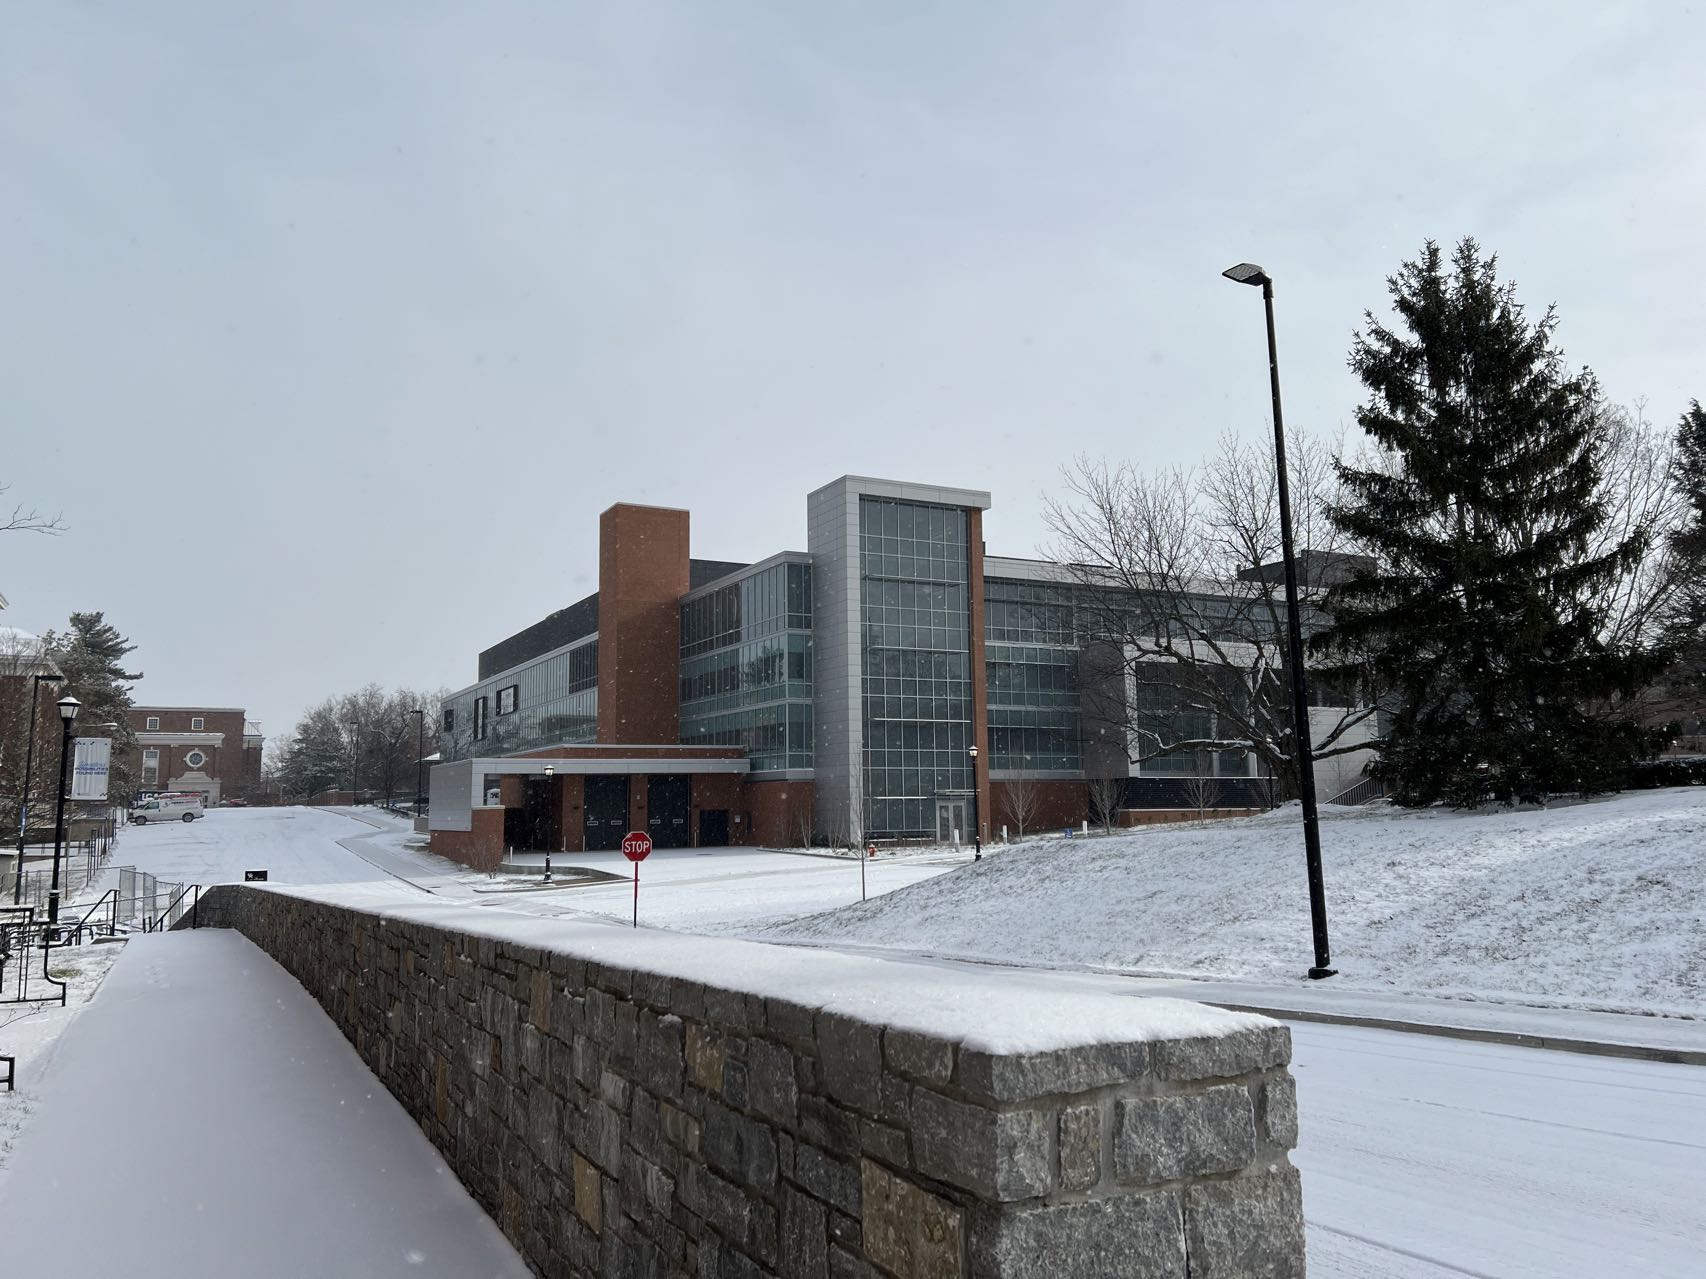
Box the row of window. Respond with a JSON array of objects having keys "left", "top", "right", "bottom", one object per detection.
[
  {"left": 681, "top": 562, "right": 812, "bottom": 658},
  {"left": 142, "top": 716, "right": 205, "bottom": 731},
  {"left": 679, "top": 702, "right": 813, "bottom": 773}
]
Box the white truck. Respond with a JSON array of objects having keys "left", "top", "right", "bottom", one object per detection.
[{"left": 129, "top": 794, "right": 205, "bottom": 824}]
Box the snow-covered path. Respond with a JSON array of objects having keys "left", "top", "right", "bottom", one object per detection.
[
  {"left": 1295, "top": 1022, "right": 1706, "bottom": 1277},
  {"left": 0, "top": 930, "right": 529, "bottom": 1277}
]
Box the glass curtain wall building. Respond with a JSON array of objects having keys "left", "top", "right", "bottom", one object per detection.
[
  {"left": 441, "top": 638, "right": 598, "bottom": 760},
  {"left": 858, "top": 497, "right": 974, "bottom": 839},
  {"left": 678, "top": 556, "right": 814, "bottom": 773}
]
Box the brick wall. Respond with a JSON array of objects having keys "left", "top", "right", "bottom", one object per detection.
[{"left": 182, "top": 886, "right": 1306, "bottom": 1278}]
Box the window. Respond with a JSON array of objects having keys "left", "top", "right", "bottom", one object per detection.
[
  {"left": 142, "top": 748, "right": 159, "bottom": 785},
  {"left": 442, "top": 707, "right": 455, "bottom": 733},
  {"left": 474, "top": 696, "right": 489, "bottom": 741},
  {"left": 185, "top": 749, "right": 207, "bottom": 769},
  {"left": 145, "top": 716, "right": 159, "bottom": 730},
  {"left": 190, "top": 716, "right": 204, "bottom": 731},
  {"left": 497, "top": 684, "right": 519, "bottom": 716}
]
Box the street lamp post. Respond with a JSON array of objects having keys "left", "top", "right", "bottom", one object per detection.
[
  {"left": 542, "top": 764, "right": 554, "bottom": 883},
  {"left": 967, "top": 744, "right": 982, "bottom": 861},
  {"left": 12, "top": 671, "right": 64, "bottom": 905},
  {"left": 47, "top": 695, "right": 80, "bottom": 930},
  {"left": 350, "top": 722, "right": 359, "bottom": 806},
  {"left": 1222, "top": 262, "right": 1335, "bottom": 979},
  {"left": 412, "top": 708, "right": 426, "bottom": 819}
]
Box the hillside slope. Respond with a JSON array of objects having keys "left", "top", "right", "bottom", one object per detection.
[{"left": 752, "top": 789, "right": 1706, "bottom": 1016}]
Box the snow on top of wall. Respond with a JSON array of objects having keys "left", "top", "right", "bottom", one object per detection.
[{"left": 252, "top": 881, "right": 1269, "bottom": 1054}]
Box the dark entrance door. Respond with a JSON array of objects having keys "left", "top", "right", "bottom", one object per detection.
[
  {"left": 583, "top": 775, "right": 628, "bottom": 851},
  {"left": 698, "top": 809, "right": 729, "bottom": 847},
  {"left": 521, "top": 778, "right": 558, "bottom": 851},
  {"left": 647, "top": 775, "right": 691, "bottom": 849}
]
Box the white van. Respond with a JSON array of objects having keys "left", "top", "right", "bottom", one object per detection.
[{"left": 130, "top": 794, "right": 205, "bottom": 824}]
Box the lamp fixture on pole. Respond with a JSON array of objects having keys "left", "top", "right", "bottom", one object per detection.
[
  {"left": 1222, "top": 261, "right": 1335, "bottom": 979},
  {"left": 967, "top": 743, "right": 982, "bottom": 862},
  {"left": 46, "top": 695, "right": 80, "bottom": 931}
]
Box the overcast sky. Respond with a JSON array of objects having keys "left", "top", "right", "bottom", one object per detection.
[{"left": 4, "top": 2, "right": 1703, "bottom": 746}]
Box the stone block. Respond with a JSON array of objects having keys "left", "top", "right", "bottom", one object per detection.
[
  {"left": 793, "top": 1143, "right": 861, "bottom": 1216},
  {"left": 527, "top": 968, "right": 551, "bottom": 1031},
  {"left": 817, "top": 1014, "right": 884, "bottom": 1114},
  {"left": 1184, "top": 1168, "right": 1305, "bottom": 1278},
  {"left": 969, "top": 1192, "right": 1185, "bottom": 1279},
  {"left": 1255, "top": 1076, "right": 1297, "bottom": 1149},
  {"left": 1115, "top": 1086, "right": 1256, "bottom": 1185},
  {"left": 911, "top": 1090, "right": 1051, "bottom": 1201},
  {"left": 573, "top": 1152, "right": 601, "bottom": 1233},
  {"left": 1058, "top": 1102, "right": 1102, "bottom": 1192},
  {"left": 637, "top": 1010, "right": 686, "bottom": 1100},
  {"left": 1153, "top": 1026, "right": 1289, "bottom": 1083},
  {"left": 688, "top": 1022, "right": 727, "bottom": 1094},
  {"left": 799, "top": 1096, "right": 860, "bottom": 1157},
  {"left": 747, "top": 1036, "right": 801, "bottom": 1124},
  {"left": 704, "top": 1099, "right": 780, "bottom": 1188},
  {"left": 859, "top": 1119, "right": 910, "bottom": 1170},
  {"left": 782, "top": 1186, "right": 829, "bottom": 1279},
  {"left": 958, "top": 1041, "right": 1149, "bottom": 1103},
  {"left": 860, "top": 1158, "right": 963, "bottom": 1279},
  {"left": 884, "top": 1029, "right": 954, "bottom": 1085}
]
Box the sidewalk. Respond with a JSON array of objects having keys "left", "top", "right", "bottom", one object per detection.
[
  {"left": 0, "top": 930, "right": 527, "bottom": 1278},
  {"left": 1060, "top": 972, "right": 1706, "bottom": 1065}
]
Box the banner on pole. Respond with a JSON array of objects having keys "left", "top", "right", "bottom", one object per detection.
[{"left": 71, "top": 737, "right": 112, "bottom": 801}]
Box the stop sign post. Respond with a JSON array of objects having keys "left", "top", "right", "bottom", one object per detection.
[{"left": 622, "top": 831, "right": 652, "bottom": 927}]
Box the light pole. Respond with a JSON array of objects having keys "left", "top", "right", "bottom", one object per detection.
[
  {"left": 350, "top": 721, "right": 359, "bottom": 806},
  {"left": 47, "top": 695, "right": 80, "bottom": 930},
  {"left": 542, "top": 764, "right": 554, "bottom": 883},
  {"left": 412, "top": 708, "right": 426, "bottom": 817},
  {"left": 967, "top": 743, "right": 982, "bottom": 861},
  {"left": 12, "top": 671, "right": 64, "bottom": 904},
  {"left": 1222, "top": 261, "right": 1334, "bottom": 978}
]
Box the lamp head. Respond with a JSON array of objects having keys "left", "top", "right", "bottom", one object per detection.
[
  {"left": 1222, "top": 262, "right": 1271, "bottom": 287},
  {"left": 968, "top": 744, "right": 979, "bottom": 759},
  {"left": 57, "top": 694, "right": 81, "bottom": 723},
  {"left": 543, "top": 764, "right": 555, "bottom": 778}
]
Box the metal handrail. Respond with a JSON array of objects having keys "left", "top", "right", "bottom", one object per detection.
[
  {"left": 74, "top": 887, "right": 122, "bottom": 940},
  {"left": 146, "top": 883, "right": 202, "bottom": 933},
  {"left": 1327, "top": 774, "right": 1387, "bottom": 806}
]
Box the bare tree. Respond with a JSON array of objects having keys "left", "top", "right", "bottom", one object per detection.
[
  {"left": 1000, "top": 772, "right": 1042, "bottom": 840},
  {"left": 790, "top": 789, "right": 815, "bottom": 848},
  {"left": 0, "top": 483, "right": 65, "bottom": 536},
  {"left": 1181, "top": 775, "right": 1221, "bottom": 825},
  {"left": 1085, "top": 773, "right": 1123, "bottom": 834},
  {"left": 1044, "top": 433, "right": 1379, "bottom": 800}
]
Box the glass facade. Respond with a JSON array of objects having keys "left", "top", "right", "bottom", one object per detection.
[
  {"left": 985, "top": 578, "right": 1082, "bottom": 772},
  {"left": 859, "top": 498, "right": 973, "bottom": 838},
  {"left": 441, "top": 637, "right": 598, "bottom": 761},
  {"left": 679, "top": 561, "right": 814, "bottom": 772}
]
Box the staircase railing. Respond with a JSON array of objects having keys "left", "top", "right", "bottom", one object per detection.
[
  {"left": 1327, "top": 774, "right": 1387, "bottom": 806},
  {"left": 145, "top": 884, "right": 201, "bottom": 933}
]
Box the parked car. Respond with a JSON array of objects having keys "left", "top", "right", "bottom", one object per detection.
[{"left": 130, "top": 794, "right": 205, "bottom": 824}]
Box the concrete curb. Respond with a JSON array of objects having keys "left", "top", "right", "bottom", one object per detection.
[{"left": 1206, "top": 1001, "right": 1706, "bottom": 1067}]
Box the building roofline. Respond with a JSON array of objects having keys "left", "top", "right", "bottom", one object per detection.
[
  {"left": 806, "top": 475, "right": 993, "bottom": 511},
  {"left": 130, "top": 706, "right": 248, "bottom": 714}
]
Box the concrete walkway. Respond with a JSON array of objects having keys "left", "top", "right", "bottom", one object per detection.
[{"left": 0, "top": 931, "right": 528, "bottom": 1279}]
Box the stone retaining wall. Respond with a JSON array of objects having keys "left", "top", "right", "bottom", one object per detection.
[{"left": 184, "top": 886, "right": 1305, "bottom": 1277}]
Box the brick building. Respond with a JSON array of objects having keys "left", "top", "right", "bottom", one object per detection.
[
  {"left": 126, "top": 706, "right": 263, "bottom": 806},
  {"left": 429, "top": 475, "right": 1375, "bottom": 869}
]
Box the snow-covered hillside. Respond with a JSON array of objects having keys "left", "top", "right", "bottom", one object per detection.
[{"left": 754, "top": 788, "right": 1706, "bottom": 1016}]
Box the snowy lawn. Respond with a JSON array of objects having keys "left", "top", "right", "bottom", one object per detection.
[{"left": 753, "top": 788, "right": 1706, "bottom": 1016}]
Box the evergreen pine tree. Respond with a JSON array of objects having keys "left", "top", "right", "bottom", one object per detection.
[
  {"left": 42, "top": 611, "right": 144, "bottom": 805},
  {"left": 1319, "top": 239, "right": 1660, "bottom": 806},
  {"left": 1660, "top": 400, "right": 1706, "bottom": 723}
]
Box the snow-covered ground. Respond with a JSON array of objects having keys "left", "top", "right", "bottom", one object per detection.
[
  {"left": 0, "top": 931, "right": 528, "bottom": 1276},
  {"left": 7, "top": 804, "right": 1701, "bottom": 1275},
  {"left": 756, "top": 789, "right": 1706, "bottom": 1017},
  {"left": 0, "top": 941, "right": 124, "bottom": 1176},
  {"left": 1294, "top": 1022, "right": 1706, "bottom": 1277}
]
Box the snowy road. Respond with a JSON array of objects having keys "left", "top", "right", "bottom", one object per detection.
[
  {"left": 1294, "top": 1023, "right": 1706, "bottom": 1277},
  {"left": 79, "top": 808, "right": 1706, "bottom": 1275}
]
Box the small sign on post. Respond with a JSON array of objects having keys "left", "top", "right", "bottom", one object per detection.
[
  {"left": 621, "top": 831, "right": 653, "bottom": 927},
  {"left": 244, "top": 870, "right": 268, "bottom": 882}
]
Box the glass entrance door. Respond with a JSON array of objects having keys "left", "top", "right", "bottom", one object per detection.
[{"left": 935, "top": 800, "right": 966, "bottom": 844}]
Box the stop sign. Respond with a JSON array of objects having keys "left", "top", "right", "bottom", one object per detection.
[{"left": 621, "top": 831, "right": 653, "bottom": 863}]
